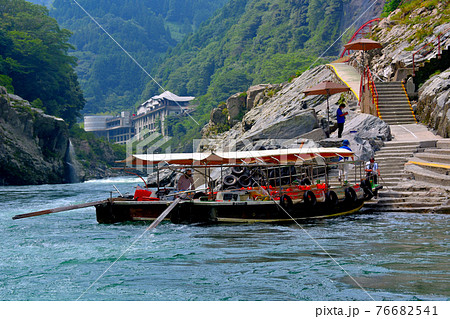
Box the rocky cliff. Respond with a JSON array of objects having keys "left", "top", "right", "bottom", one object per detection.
[
  {"left": 202, "top": 2, "right": 449, "bottom": 156},
  {"left": 0, "top": 86, "right": 72, "bottom": 185},
  {"left": 0, "top": 87, "right": 122, "bottom": 185},
  {"left": 202, "top": 64, "right": 391, "bottom": 161},
  {"left": 359, "top": 4, "right": 450, "bottom": 137}
]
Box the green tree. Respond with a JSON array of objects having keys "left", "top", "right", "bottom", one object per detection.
[{"left": 0, "top": 0, "right": 84, "bottom": 126}]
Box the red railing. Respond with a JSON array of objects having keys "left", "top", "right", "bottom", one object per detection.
[
  {"left": 365, "top": 66, "right": 381, "bottom": 118},
  {"left": 412, "top": 26, "right": 450, "bottom": 76},
  {"left": 340, "top": 18, "right": 381, "bottom": 58}
]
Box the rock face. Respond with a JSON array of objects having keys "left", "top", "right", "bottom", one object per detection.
[
  {"left": 355, "top": 5, "right": 450, "bottom": 137},
  {"left": 202, "top": 65, "right": 359, "bottom": 152},
  {"left": 0, "top": 87, "right": 71, "bottom": 185},
  {"left": 320, "top": 113, "right": 391, "bottom": 161},
  {"left": 365, "top": 6, "right": 450, "bottom": 83},
  {"left": 415, "top": 69, "right": 450, "bottom": 138}
]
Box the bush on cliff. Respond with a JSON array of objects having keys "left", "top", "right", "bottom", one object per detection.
[{"left": 0, "top": 0, "right": 84, "bottom": 126}]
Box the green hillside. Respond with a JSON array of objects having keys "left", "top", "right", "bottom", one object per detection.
[
  {"left": 154, "top": 0, "right": 345, "bottom": 103},
  {"left": 50, "top": 0, "right": 228, "bottom": 115},
  {"left": 154, "top": 0, "right": 349, "bottom": 151},
  {"left": 0, "top": 0, "right": 84, "bottom": 126}
]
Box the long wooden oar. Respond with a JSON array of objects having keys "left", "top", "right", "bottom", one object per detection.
[
  {"left": 12, "top": 200, "right": 108, "bottom": 220},
  {"left": 146, "top": 197, "right": 182, "bottom": 230}
]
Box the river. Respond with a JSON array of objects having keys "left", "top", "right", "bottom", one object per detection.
[{"left": 0, "top": 177, "right": 448, "bottom": 301}]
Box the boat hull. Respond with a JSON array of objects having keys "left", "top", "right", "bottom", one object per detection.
[{"left": 95, "top": 197, "right": 365, "bottom": 224}]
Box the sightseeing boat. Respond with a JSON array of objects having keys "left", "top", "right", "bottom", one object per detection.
[{"left": 94, "top": 147, "right": 379, "bottom": 224}]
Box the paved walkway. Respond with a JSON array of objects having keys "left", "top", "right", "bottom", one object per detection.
[
  {"left": 389, "top": 123, "right": 443, "bottom": 142},
  {"left": 327, "top": 63, "right": 361, "bottom": 100}
]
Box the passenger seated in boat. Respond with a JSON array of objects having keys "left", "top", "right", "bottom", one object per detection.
[
  {"left": 177, "top": 168, "right": 194, "bottom": 191},
  {"left": 365, "top": 157, "right": 380, "bottom": 185}
]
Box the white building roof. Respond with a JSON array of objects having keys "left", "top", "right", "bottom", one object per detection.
[{"left": 152, "top": 91, "right": 195, "bottom": 102}]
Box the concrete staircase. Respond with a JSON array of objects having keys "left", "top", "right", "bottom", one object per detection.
[
  {"left": 405, "top": 139, "right": 450, "bottom": 187},
  {"left": 363, "top": 139, "right": 449, "bottom": 213},
  {"left": 375, "top": 81, "right": 417, "bottom": 125}
]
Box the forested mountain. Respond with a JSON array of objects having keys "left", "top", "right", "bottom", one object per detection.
[
  {"left": 49, "top": 0, "right": 228, "bottom": 114},
  {"left": 25, "top": 0, "right": 54, "bottom": 7},
  {"left": 152, "top": 0, "right": 383, "bottom": 151},
  {"left": 0, "top": 0, "right": 84, "bottom": 126},
  {"left": 155, "top": 0, "right": 382, "bottom": 103}
]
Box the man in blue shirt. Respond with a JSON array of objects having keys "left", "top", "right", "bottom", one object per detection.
[{"left": 336, "top": 103, "right": 348, "bottom": 138}]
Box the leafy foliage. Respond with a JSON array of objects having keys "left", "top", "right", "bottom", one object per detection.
[
  {"left": 154, "top": 0, "right": 341, "bottom": 151},
  {"left": 50, "top": 0, "right": 228, "bottom": 115},
  {"left": 69, "top": 124, "right": 126, "bottom": 166},
  {"left": 382, "top": 0, "right": 402, "bottom": 16},
  {"left": 0, "top": 0, "right": 84, "bottom": 126}
]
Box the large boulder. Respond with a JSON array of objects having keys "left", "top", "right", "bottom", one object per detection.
[
  {"left": 0, "top": 87, "right": 70, "bottom": 185},
  {"left": 320, "top": 113, "right": 391, "bottom": 161},
  {"left": 246, "top": 84, "right": 271, "bottom": 111},
  {"left": 210, "top": 105, "right": 227, "bottom": 125},
  {"left": 226, "top": 92, "right": 246, "bottom": 120},
  {"left": 415, "top": 69, "right": 450, "bottom": 137}
]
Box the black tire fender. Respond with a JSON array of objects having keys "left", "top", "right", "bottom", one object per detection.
[
  {"left": 345, "top": 187, "right": 357, "bottom": 203},
  {"left": 223, "top": 175, "right": 238, "bottom": 187},
  {"left": 303, "top": 190, "right": 317, "bottom": 206},
  {"left": 238, "top": 174, "right": 252, "bottom": 188},
  {"left": 325, "top": 190, "right": 338, "bottom": 207},
  {"left": 280, "top": 194, "right": 293, "bottom": 210},
  {"left": 231, "top": 166, "right": 246, "bottom": 176}
]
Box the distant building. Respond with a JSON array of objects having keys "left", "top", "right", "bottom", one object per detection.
[
  {"left": 105, "top": 111, "right": 134, "bottom": 144},
  {"left": 83, "top": 91, "right": 195, "bottom": 144},
  {"left": 84, "top": 115, "right": 114, "bottom": 138},
  {"left": 134, "top": 91, "right": 195, "bottom": 136},
  {"left": 84, "top": 112, "right": 134, "bottom": 145}
]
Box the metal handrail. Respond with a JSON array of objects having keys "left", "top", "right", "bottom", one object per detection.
[
  {"left": 412, "top": 26, "right": 450, "bottom": 76},
  {"left": 365, "top": 66, "right": 381, "bottom": 118}
]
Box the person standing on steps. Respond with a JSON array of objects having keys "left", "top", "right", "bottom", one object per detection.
[{"left": 336, "top": 103, "right": 348, "bottom": 138}]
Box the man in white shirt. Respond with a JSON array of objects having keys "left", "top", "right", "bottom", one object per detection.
[{"left": 365, "top": 157, "right": 380, "bottom": 184}]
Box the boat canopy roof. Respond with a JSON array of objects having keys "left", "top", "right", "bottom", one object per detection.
[{"left": 121, "top": 147, "right": 354, "bottom": 166}]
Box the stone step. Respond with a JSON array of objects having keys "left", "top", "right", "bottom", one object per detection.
[
  {"left": 377, "top": 109, "right": 413, "bottom": 115},
  {"left": 378, "top": 190, "right": 441, "bottom": 198},
  {"left": 384, "top": 141, "right": 420, "bottom": 147},
  {"left": 376, "top": 157, "right": 411, "bottom": 162},
  {"left": 365, "top": 200, "right": 441, "bottom": 208},
  {"left": 379, "top": 175, "right": 408, "bottom": 180},
  {"left": 437, "top": 139, "right": 450, "bottom": 149},
  {"left": 378, "top": 108, "right": 413, "bottom": 114},
  {"left": 381, "top": 113, "right": 416, "bottom": 120},
  {"left": 382, "top": 119, "right": 417, "bottom": 125},
  {"left": 377, "top": 99, "right": 410, "bottom": 104},
  {"left": 378, "top": 102, "right": 411, "bottom": 106},
  {"left": 414, "top": 153, "right": 450, "bottom": 164},
  {"left": 375, "top": 150, "right": 416, "bottom": 156},
  {"left": 378, "top": 170, "right": 408, "bottom": 175},
  {"left": 425, "top": 149, "right": 450, "bottom": 155},
  {"left": 377, "top": 91, "right": 407, "bottom": 95},
  {"left": 375, "top": 82, "right": 404, "bottom": 87},
  {"left": 362, "top": 205, "right": 440, "bottom": 213},
  {"left": 378, "top": 163, "right": 410, "bottom": 169},
  {"left": 387, "top": 185, "right": 441, "bottom": 192},
  {"left": 405, "top": 163, "right": 450, "bottom": 187}
]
